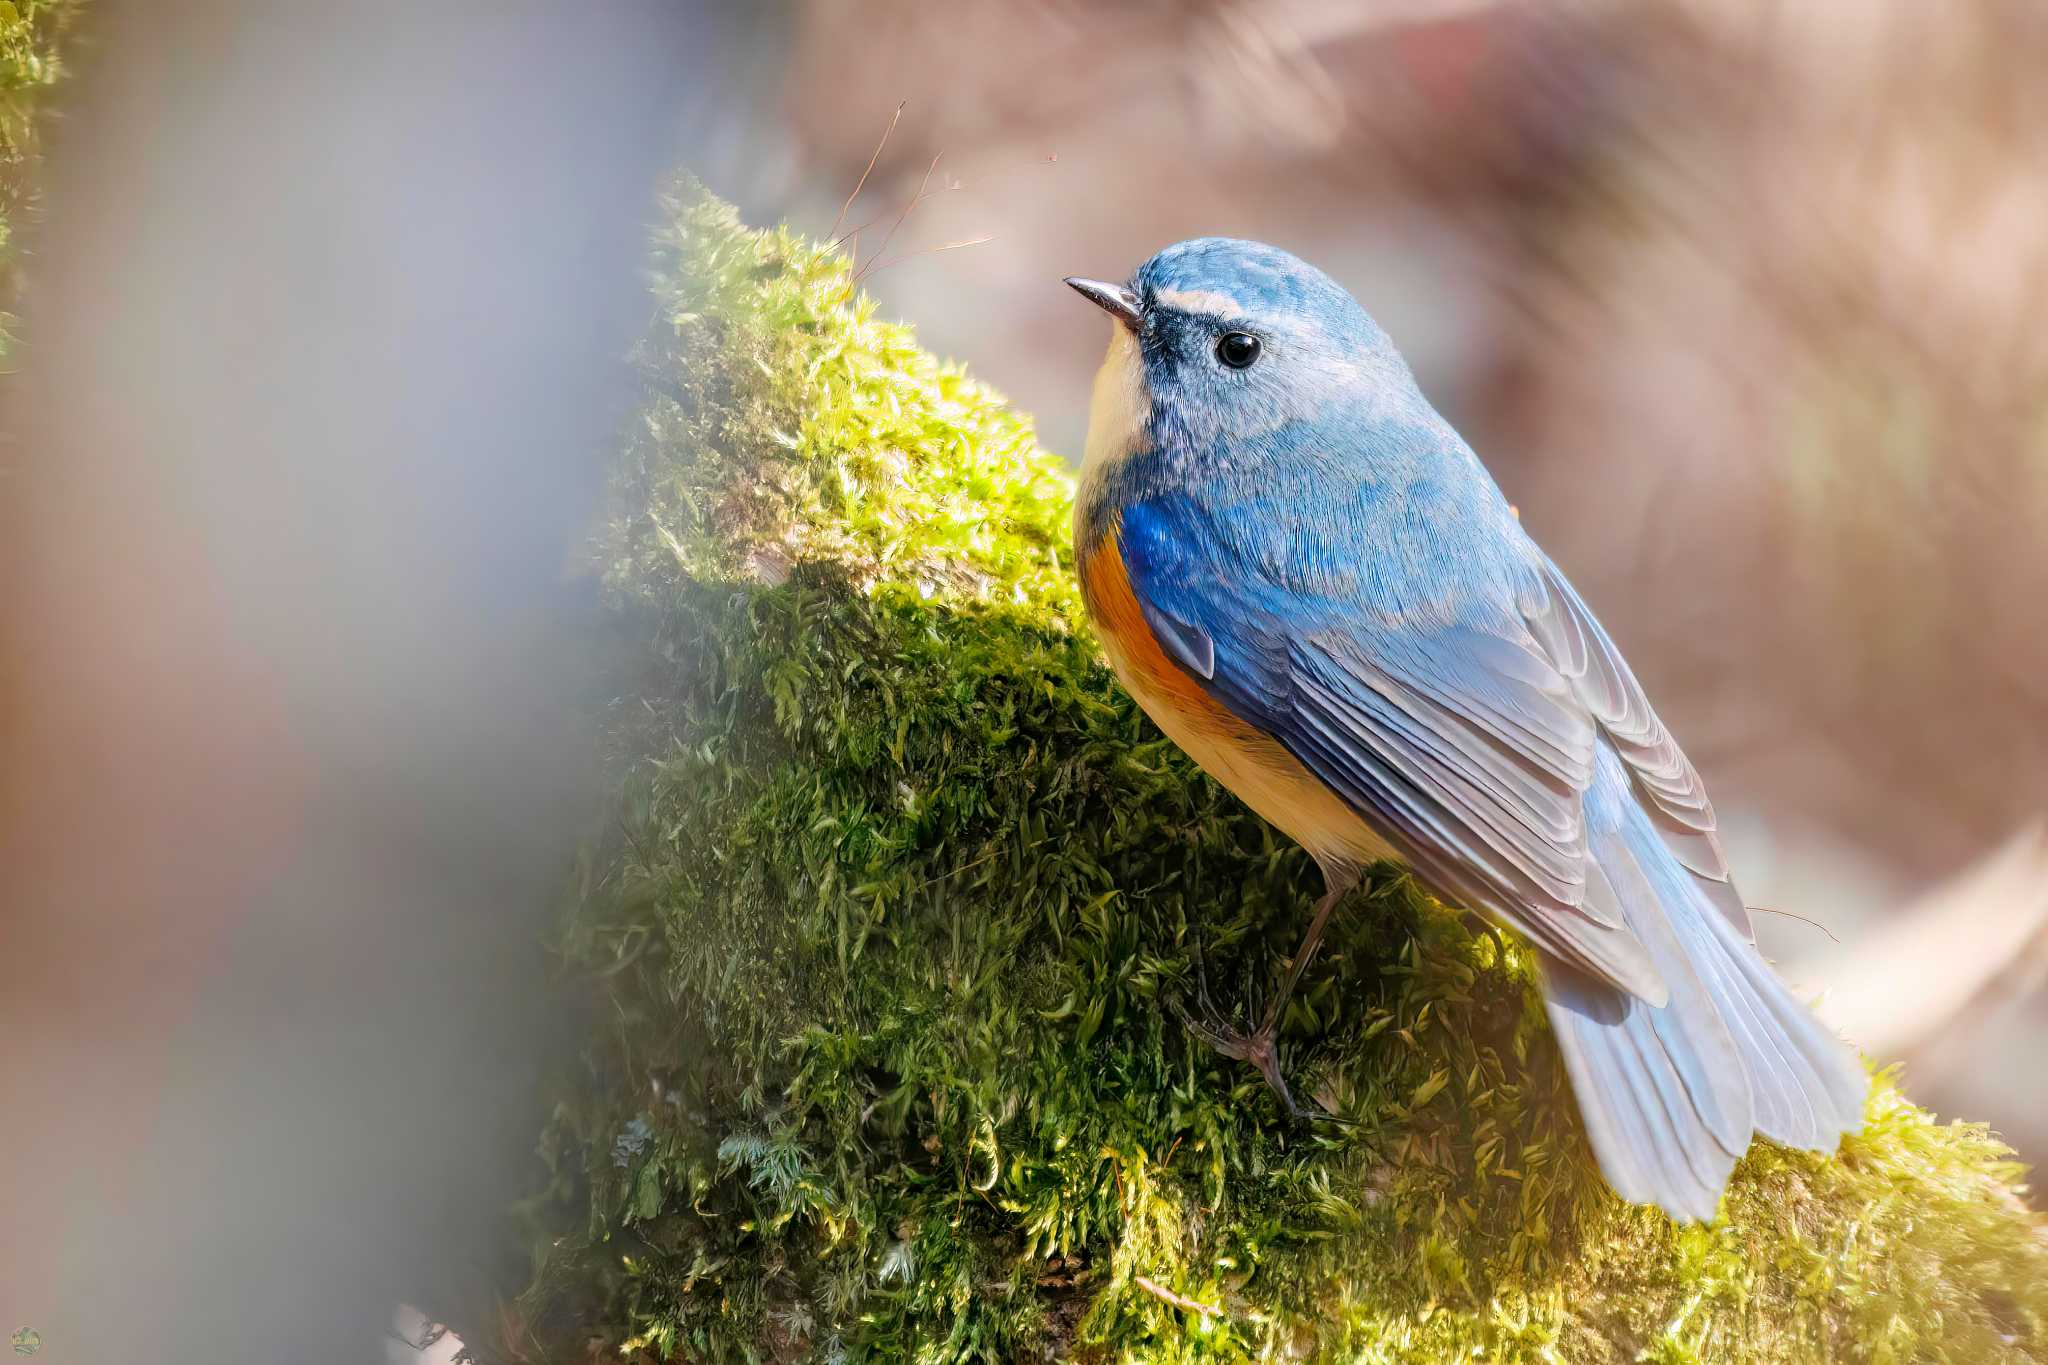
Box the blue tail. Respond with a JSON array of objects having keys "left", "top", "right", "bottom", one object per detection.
[{"left": 1544, "top": 745, "right": 1867, "bottom": 1221}]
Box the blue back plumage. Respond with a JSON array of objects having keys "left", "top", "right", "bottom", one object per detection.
[{"left": 1074, "top": 235, "right": 1865, "bottom": 1222}]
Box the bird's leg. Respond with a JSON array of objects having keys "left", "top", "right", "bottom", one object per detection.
[
  {"left": 1186, "top": 933, "right": 1228, "bottom": 1028},
  {"left": 1178, "top": 867, "right": 1359, "bottom": 1121}
]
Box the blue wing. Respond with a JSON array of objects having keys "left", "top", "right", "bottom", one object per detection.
[
  {"left": 1117, "top": 491, "right": 1727, "bottom": 1005},
  {"left": 1113, "top": 475, "right": 1859, "bottom": 1222},
  {"left": 1519, "top": 562, "right": 1753, "bottom": 939}
]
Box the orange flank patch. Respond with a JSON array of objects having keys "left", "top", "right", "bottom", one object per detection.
[
  {"left": 1078, "top": 528, "right": 1395, "bottom": 871},
  {"left": 1079, "top": 531, "right": 1234, "bottom": 740}
]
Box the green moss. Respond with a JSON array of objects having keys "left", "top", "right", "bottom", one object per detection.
[
  {"left": 494, "top": 181, "right": 2048, "bottom": 1363},
  {"left": 0, "top": 0, "right": 81, "bottom": 363}
]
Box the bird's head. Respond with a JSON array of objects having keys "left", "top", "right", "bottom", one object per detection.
[{"left": 1065, "top": 237, "right": 1416, "bottom": 470}]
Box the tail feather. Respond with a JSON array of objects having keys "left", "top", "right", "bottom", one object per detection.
[
  {"left": 1549, "top": 979, "right": 1733, "bottom": 1221},
  {"left": 1584, "top": 823, "right": 1752, "bottom": 1155},
  {"left": 1693, "top": 904, "right": 1867, "bottom": 1146},
  {"left": 1543, "top": 745, "right": 1865, "bottom": 1221}
]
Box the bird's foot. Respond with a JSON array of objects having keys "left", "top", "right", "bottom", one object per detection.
[{"left": 1175, "top": 950, "right": 1347, "bottom": 1125}]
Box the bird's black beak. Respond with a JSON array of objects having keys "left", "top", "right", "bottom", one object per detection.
[{"left": 1064, "top": 277, "right": 1144, "bottom": 330}]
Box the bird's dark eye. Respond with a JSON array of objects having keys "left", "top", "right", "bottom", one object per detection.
[{"left": 1216, "top": 331, "right": 1262, "bottom": 369}]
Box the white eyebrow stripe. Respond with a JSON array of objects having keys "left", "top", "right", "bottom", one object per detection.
[{"left": 1151, "top": 287, "right": 1248, "bottom": 318}]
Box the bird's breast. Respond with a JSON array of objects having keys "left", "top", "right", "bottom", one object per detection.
[{"left": 1077, "top": 526, "right": 1394, "bottom": 872}]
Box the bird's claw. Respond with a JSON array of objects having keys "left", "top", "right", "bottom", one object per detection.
[{"left": 1175, "top": 960, "right": 1347, "bottom": 1126}]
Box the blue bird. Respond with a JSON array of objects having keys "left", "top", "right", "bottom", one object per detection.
[{"left": 1063, "top": 241, "right": 1865, "bottom": 1222}]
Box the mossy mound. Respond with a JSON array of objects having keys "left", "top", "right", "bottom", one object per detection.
[{"left": 497, "top": 182, "right": 2048, "bottom": 1363}]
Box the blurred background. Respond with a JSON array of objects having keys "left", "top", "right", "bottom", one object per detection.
[{"left": 5, "top": 2, "right": 2045, "bottom": 1361}]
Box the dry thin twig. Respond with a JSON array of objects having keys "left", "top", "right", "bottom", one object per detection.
[
  {"left": 1748, "top": 902, "right": 1842, "bottom": 944},
  {"left": 832, "top": 99, "right": 905, "bottom": 246},
  {"left": 1132, "top": 1274, "right": 1223, "bottom": 1319},
  {"left": 856, "top": 234, "right": 997, "bottom": 282},
  {"left": 829, "top": 104, "right": 1058, "bottom": 285},
  {"left": 853, "top": 150, "right": 947, "bottom": 285},
  {"left": 835, "top": 150, "right": 1058, "bottom": 253}
]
